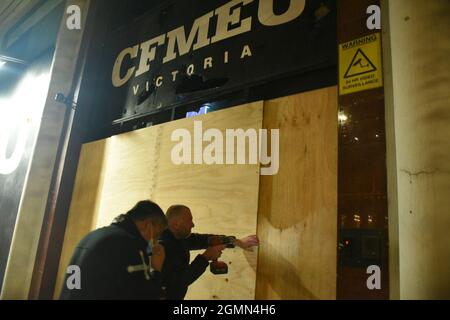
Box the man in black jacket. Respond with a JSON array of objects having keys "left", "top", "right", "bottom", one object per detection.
[
  {"left": 60, "top": 200, "right": 167, "bottom": 300},
  {"left": 159, "top": 205, "right": 259, "bottom": 300}
]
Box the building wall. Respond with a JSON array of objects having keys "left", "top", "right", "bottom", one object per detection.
[
  {"left": 383, "top": 0, "right": 450, "bottom": 299},
  {"left": 256, "top": 86, "right": 337, "bottom": 299},
  {"left": 1, "top": 0, "right": 91, "bottom": 299}
]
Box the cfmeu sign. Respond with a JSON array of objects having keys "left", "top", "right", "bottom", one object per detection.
[{"left": 112, "top": 0, "right": 307, "bottom": 87}]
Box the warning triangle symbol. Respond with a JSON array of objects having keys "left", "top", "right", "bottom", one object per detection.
[{"left": 344, "top": 48, "right": 377, "bottom": 78}]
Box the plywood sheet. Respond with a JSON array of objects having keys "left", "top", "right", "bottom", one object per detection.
[
  {"left": 255, "top": 86, "right": 338, "bottom": 300},
  {"left": 55, "top": 102, "right": 263, "bottom": 299},
  {"left": 54, "top": 139, "right": 109, "bottom": 298},
  {"left": 155, "top": 103, "right": 262, "bottom": 300},
  {"left": 56, "top": 87, "right": 339, "bottom": 300},
  {"left": 95, "top": 126, "right": 162, "bottom": 228}
]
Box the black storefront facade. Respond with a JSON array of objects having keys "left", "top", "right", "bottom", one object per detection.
[{"left": 1, "top": 0, "right": 392, "bottom": 300}]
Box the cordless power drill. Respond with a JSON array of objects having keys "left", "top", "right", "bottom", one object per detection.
[{"left": 207, "top": 235, "right": 236, "bottom": 275}]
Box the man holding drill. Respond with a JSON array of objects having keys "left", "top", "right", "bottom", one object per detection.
[{"left": 159, "top": 205, "right": 259, "bottom": 300}]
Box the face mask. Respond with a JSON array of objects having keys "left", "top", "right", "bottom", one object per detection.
[
  {"left": 146, "top": 238, "right": 154, "bottom": 256},
  {"left": 146, "top": 238, "right": 155, "bottom": 273},
  {"left": 146, "top": 223, "right": 154, "bottom": 254}
]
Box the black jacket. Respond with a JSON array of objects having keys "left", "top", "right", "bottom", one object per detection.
[
  {"left": 159, "top": 229, "right": 211, "bottom": 299},
  {"left": 60, "top": 218, "right": 163, "bottom": 300}
]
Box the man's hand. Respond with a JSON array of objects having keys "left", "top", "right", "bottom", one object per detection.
[
  {"left": 151, "top": 243, "right": 165, "bottom": 272},
  {"left": 201, "top": 245, "right": 225, "bottom": 261},
  {"left": 236, "top": 235, "right": 259, "bottom": 251}
]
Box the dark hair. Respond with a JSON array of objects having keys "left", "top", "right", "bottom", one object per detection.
[
  {"left": 113, "top": 200, "right": 167, "bottom": 225},
  {"left": 166, "top": 204, "right": 190, "bottom": 222}
]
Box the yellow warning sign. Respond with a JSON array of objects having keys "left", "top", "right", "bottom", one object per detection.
[{"left": 339, "top": 33, "right": 383, "bottom": 95}]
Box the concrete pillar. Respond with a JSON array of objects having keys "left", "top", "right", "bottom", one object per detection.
[
  {"left": 1, "top": 0, "right": 91, "bottom": 299},
  {"left": 382, "top": 0, "right": 450, "bottom": 299}
]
